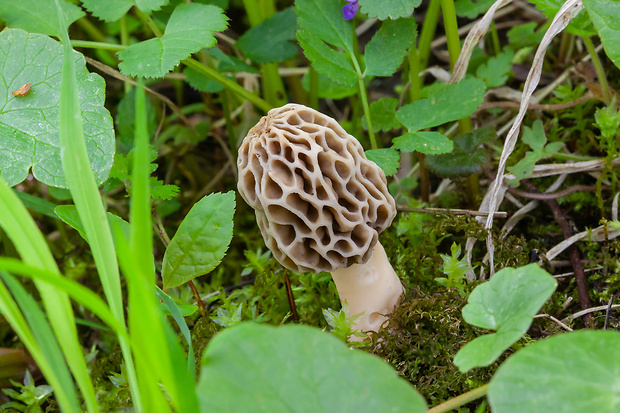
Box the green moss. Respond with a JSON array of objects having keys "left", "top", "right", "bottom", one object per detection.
[{"left": 371, "top": 288, "right": 500, "bottom": 406}]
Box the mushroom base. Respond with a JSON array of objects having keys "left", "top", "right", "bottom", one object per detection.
[{"left": 330, "top": 242, "right": 404, "bottom": 340}]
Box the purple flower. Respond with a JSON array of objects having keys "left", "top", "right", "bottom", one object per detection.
[{"left": 342, "top": 0, "right": 359, "bottom": 20}]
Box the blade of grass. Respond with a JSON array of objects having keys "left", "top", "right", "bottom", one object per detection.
[
  {"left": 126, "top": 79, "right": 199, "bottom": 412},
  {"left": 0, "top": 274, "right": 80, "bottom": 413},
  {"left": 0, "top": 258, "right": 128, "bottom": 338},
  {"left": 156, "top": 286, "right": 196, "bottom": 381},
  {"left": 55, "top": 3, "right": 141, "bottom": 410},
  {"left": 0, "top": 176, "right": 97, "bottom": 412},
  {"left": 12, "top": 190, "right": 58, "bottom": 219}
]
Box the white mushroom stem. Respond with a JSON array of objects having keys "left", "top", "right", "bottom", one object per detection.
[{"left": 330, "top": 242, "right": 404, "bottom": 339}]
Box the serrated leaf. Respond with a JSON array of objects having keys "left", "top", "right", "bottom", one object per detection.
[
  {"left": 237, "top": 7, "right": 298, "bottom": 63},
  {"left": 362, "top": 98, "right": 400, "bottom": 132},
  {"left": 476, "top": 49, "right": 514, "bottom": 88},
  {"left": 82, "top": 0, "right": 133, "bottom": 22},
  {"left": 295, "top": 0, "right": 353, "bottom": 53},
  {"left": 0, "top": 0, "right": 84, "bottom": 38},
  {"left": 454, "top": 264, "right": 557, "bottom": 372},
  {"left": 358, "top": 0, "right": 421, "bottom": 20},
  {"left": 197, "top": 323, "right": 428, "bottom": 412},
  {"left": 117, "top": 3, "right": 228, "bottom": 78},
  {"left": 0, "top": 29, "right": 114, "bottom": 188},
  {"left": 529, "top": 0, "right": 595, "bottom": 37},
  {"left": 162, "top": 191, "right": 235, "bottom": 289},
  {"left": 454, "top": 0, "right": 495, "bottom": 19},
  {"left": 426, "top": 126, "right": 494, "bottom": 177},
  {"left": 364, "top": 17, "right": 417, "bottom": 77},
  {"left": 393, "top": 132, "right": 453, "bottom": 155},
  {"left": 365, "top": 148, "right": 400, "bottom": 176},
  {"left": 149, "top": 177, "right": 179, "bottom": 201},
  {"left": 583, "top": 0, "right": 620, "bottom": 70},
  {"left": 396, "top": 78, "right": 486, "bottom": 132},
  {"left": 135, "top": 0, "right": 169, "bottom": 14},
  {"left": 297, "top": 30, "right": 357, "bottom": 87},
  {"left": 488, "top": 331, "right": 620, "bottom": 413}
]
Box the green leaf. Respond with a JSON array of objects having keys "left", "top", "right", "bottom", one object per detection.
[
  {"left": 237, "top": 7, "right": 298, "bottom": 63},
  {"left": 364, "top": 17, "right": 417, "bottom": 77},
  {"left": 297, "top": 30, "right": 357, "bottom": 87},
  {"left": 162, "top": 191, "right": 235, "bottom": 289},
  {"left": 396, "top": 78, "right": 486, "bottom": 132},
  {"left": 295, "top": 0, "right": 353, "bottom": 53},
  {"left": 529, "top": 0, "right": 595, "bottom": 37},
  {"left": 0, "top": 29, "right": 115, "bottom": 188},
  {"left": 393, "top": 132, "right": 454, "bottom": 155},
  {"left": 507, "top": 120, "right": 563, "bottom": 184},
  {"left": 0, "top": 0, "right": 84, "bottom": 38},
  {"left": 197, "top": 323, "right": 427, "bottom": 412},
  {"left": 476, "top": 49, "right": 514, "bottom": 88},
  {"left": 489, "top": 330, "right": 620, "bottom": 413},
  {"left": 453, "top": 264, "right": 557, "bottom": 372},
  {"left": 155, "top": 286, "right": 196, "bottom": 381},
  {"left": 454, "top": 0, "right": 495, "bottom": 19},
  {"left": 82, "top": 0, "right": 133, "bottom": 22},
  {"left": 426, "top": 126, "right": 494, "bottom": 177},
  {"left": 583, "top": 0, "right": 620, "bottom": 69},
  {"left": 358, "top": 0, "right": 422, "bottom": 20},
  {"left": 362, "top": 98, "right": 400, "bottom": 132},
  {"left": 135, "top": 0, "right": 169, "bottom": 14},
  {"left": 365, "top": 148, "right": 400, "bottom": 176},
  {"left": 117, "top": 3, "right": 228, "bottom": 78}
]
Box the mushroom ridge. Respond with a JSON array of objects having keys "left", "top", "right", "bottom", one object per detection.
[{"left": 237, "top": 104, "right": 396, "bottom": 273}]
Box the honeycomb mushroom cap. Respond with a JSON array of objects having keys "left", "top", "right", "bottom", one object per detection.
[{"left": 237, "top": 104, "right": 396, "bottom": 273}]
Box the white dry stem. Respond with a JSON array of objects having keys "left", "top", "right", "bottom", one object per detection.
[
  {"left": 330, "top": 243, "right": 404, "bottom": 338},
  {"left": 450, "top": 0, "right": 513, "bottom": 84},
  {"left": 545, "top": 224, "right": 620, "bottom": 261},
  {"left": 458, "top": 0, "right": 585, "bottom": 276}
]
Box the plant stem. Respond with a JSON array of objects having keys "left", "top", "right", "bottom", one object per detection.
[
  {"left": 427, "top": 384, "right": 489, "bottom": 413},
  {"left": 357, "top": 76, "right": 377, "bottom": 149},
  {"left": 440, "top": 0, "right": 460, "bottom": 70},
  {"left": 349, "top": 49, "right": 376, "bottom": 149},
  {"left": 120, "top": 15, "right": 132, "bottom": 93},
  {"left": 418, "top": 153, "right": 430, "bottom": 203},
  {"left": 243, "top": 0, "right": 287, "bottom": 106},
  {"left": 418, "top": 0, "right": 441, "bottom": 68},
  {"left": 135, "top": 9, "right": 163, "bottom": 38},
  {"left": 185, "top": 58, "right": 272, "bottom": 113},
  {"left": 583, "top": 36, "right": 611, "bottom": 106},
  {"left": 70, "top": 40, "right": 125, "bottom": 51},
  {"left": 308, "top": 67, "right": 319, "bottom": 109}
]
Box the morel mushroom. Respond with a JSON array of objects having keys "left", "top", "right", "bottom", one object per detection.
[{"left": 237, "top": 104, "right": 403, "bottom": 337}]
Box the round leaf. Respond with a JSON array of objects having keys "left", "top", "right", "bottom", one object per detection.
[
  {"left": 454, "top": 264, "right": 557, "bottom": 372},
  {"left": 162, "top": 191, "right": 235, "bottom": 289},
  {"left": 0, "top": 29, "right": 114, "bottom": 188},
  {"left": 198, "top": 323, "right": 427, "bottom": 412},
  {"left": 489, "top": 330, "right": 620, "bottom": 413}
]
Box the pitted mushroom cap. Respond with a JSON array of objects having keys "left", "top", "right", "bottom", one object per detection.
[{"left": 237, "top": 104, "right": 396, "bottom": 273}]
